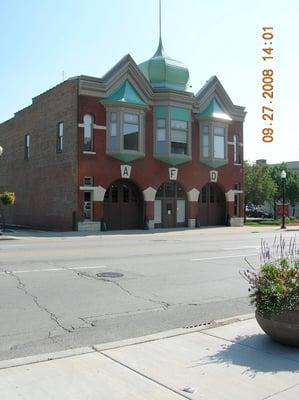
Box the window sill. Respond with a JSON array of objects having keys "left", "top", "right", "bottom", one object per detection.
[
  {"left": 234, "top": 163, "right": 242, "bottom": 166},
  {"left": 83, "top": 151, "right": 96, "bottom": 155},
  {"left": 154, "top": 153, "right": 191, "bottom": 166},
  {"left": 106, "top": 149, "right": 145, "bottom": 162}
]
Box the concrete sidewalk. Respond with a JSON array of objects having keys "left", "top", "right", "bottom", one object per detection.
[
  {"left": 1, "top": 314, "right": 299, "bottom": 399},
  {"left": 1, "top": 224, "right": 299, "bottom": 240}
]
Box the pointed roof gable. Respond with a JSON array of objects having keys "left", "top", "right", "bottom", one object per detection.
[
  {"left": 102, "top": 80, "right": 148, "bottom": 108},
  {"left": 196, "top": 76, "right": 246, "bottom": 122},
  {"left": 198, "top": 97, "right": 232, "bottom": 120}
]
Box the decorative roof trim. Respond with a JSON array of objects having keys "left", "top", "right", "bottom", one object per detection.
[{"left": 196, "top": 75, "right": 246, "bottom": 121}]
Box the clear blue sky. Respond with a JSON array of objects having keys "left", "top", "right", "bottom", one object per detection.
[{"left": 1, "top": 0, "right": 298, "bottom": 163}]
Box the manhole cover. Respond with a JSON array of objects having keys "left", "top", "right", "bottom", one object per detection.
[{"left": 96, "top": 272, "right": 124, "bottom": 278}]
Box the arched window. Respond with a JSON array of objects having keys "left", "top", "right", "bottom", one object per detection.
[
  {"left": 233, "top": 134, "right": 241, "bottom": 164},
  {"left": 83, "top": 114, "right": 93, "bottom": 151}
]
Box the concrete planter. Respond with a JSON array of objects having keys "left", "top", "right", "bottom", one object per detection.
[{"left": 256, "top": 310, "right": 299, "bottom": 347}]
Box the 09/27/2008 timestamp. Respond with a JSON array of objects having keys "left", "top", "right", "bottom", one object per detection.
[{"left": 261, "top": 27, "right": 274, "bottom": 143}]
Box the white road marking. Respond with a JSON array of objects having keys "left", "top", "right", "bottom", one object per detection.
[
  {"left": 191, "top": 253, "right": 257, "bottom": 261},
  {"left": 0, "top": 266, "right": 107, "bottom": 275}
]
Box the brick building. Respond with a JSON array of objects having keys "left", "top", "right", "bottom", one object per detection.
[{"left": 0, "top": 38, "right": 246, "bottom": 231}]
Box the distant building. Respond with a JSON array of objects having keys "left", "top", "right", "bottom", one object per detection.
[{"left": 0, "top": 37, "right": 246, "bottom": 231}]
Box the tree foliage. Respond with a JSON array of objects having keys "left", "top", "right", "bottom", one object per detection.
[
  {"left": 244, "top": 161, "right": 277, "bottom": 206},
  {"left": 268, "top": 164, "right": 299, "bottom": 216},
  {"left": 245, "top": 162, "right": 299, "bottom": 213},
  {"left": 0, "top": 192, "right": 15, "bottom": 205},
  {"left": 0, "top": 192, "right": 15, "bottom": 232}
]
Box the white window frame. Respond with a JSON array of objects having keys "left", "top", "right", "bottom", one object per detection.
[
  {"left": 154, "top": 107, "right": 191, "bottom": 157},
  {"left": 83, "top": 114, "right": 94, "bottom": 152},
  {"left": 107, "top": 107, "right": 145, "bottom": 154},
  {"left": 213, "top": 126, "right": 226, "bottom": 160},
  {"left": 57, "top": 122, "right": 64, "bottom": 153},
  {"left": 233, "top": 134, "right": 241, "bottom": 164},
  {"left": 201, "top": 125, "right": 210, "bottom": 159},
  {"left": 123, "top": 112, "right": 140, "bottom": 151},
  {"left": 24, "top": 134, "right": 30, "bottom": 160},
  {"left": 200, "top": 122, "right": 228, "bottom": 162},
  {"left": 170, "top": 119, "right": 188, "bottom": 155}
]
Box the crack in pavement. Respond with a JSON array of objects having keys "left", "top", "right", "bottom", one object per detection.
[
  {"left": 78, "top": 270, "right": 171, "bottom": 310},
  {"left": 1, "top": 268, "right": 73, "bottom": 334},
  {"left": 99, "top": 276, "right": 171, "bottom": 310},
  {"left": 51, "top": 263, "right": 172, "bottom": 311}
]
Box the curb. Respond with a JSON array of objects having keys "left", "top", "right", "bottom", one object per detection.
[{"left": 0, "top": 313, "right": 255, "bottom": 370}]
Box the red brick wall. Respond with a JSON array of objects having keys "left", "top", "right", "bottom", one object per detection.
[
  {"left": 78, "top": 95, "right": 244, "bottom": 221},
  {"left": 0, "top": 79, "right": 79, "bottom": 230}
]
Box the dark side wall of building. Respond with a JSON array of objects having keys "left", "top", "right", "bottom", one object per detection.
[{"left": 0, "top": 79, "right": 78, "bottom": 230}]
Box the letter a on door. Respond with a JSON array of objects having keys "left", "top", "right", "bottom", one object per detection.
[{"left": 121, "top": 165, "right": 132, "bottom": 179}]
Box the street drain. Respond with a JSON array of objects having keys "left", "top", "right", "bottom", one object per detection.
[
  {"left": 183, "top": 321, "right": 211, "bottom": 329},
  {"left": 96, "top": 272, "right": 124, "bottom": 278}
]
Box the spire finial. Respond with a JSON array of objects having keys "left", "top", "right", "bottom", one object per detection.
[
  {"left": 159, "top": 0, "right": 162, "bottom": 44},
  {"left": 153, "top": 0, "right": 165, "bottom": 56}
]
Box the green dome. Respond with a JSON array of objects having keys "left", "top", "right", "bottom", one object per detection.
[{"left": 138, "top": 39, "right": 189, "bottom": 91}]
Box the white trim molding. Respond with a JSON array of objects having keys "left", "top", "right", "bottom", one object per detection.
[
  {"left": 225, "top": 189, "right": 243, "bottom": 202},
  {"left": 187, "top": 188, "right": 200, "bottom": 202},
  {"left": 79, "top": 185, "right": 106, "bottom": 202},
  {"left": 143, "top": 187, "right": 157, "bottom": 202},
  {"left": 78, "top": 123, "right": 106, "bottom": 130}
]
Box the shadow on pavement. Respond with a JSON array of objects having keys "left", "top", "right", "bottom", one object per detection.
[{"left": 191, "top": 334, "right": 299, "bottom": 377}]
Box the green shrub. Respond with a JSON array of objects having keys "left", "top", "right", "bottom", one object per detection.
[{"left": 0, "top": 192, "right": 15, "bottom": 205}]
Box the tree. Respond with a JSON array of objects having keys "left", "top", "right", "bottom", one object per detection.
[
  {"left": 0, "top": 192, "right": 15, "bottom": 232},
  {"left": 269, "top": 164, "right": 299, "bottom": 218},
  {"left": 244, "top": 161, "right": 277, "bottom": 207}
]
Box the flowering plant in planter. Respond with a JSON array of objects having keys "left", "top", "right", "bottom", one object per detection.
[{"left": 240, "top": 236, "right": 299, "bottom": 346}]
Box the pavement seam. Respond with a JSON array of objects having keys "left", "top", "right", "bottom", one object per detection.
[
  {"left": 95, "top": 349, "right": 193, "bottom": 399},
  {"left": 260, "top": 383, "right": 299, "bottom": 399}
]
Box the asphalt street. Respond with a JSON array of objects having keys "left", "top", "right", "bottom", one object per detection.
[{"left": 0, "top": 227, "right": 296, "bottom": 361}]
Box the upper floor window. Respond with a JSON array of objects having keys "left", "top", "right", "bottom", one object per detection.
[
  {"left": 154, "top": 106, "right": 191, "bottom": 162},
  {"left": 171, "top": 119, "right": 188, "bottom": 155},
  {"left": 213, "top": 126, "right": 225, "bottom": 159},
  {"left": 24, "top": 134, "right": 30, "bottom": 160},
  {"left": 109, "top": 112, "right": 118, "bottom": 150},
  {"left": 123, "top": 112, "right": 139, "bottom": 151},
  {"left": 57, "top": 122, "right": 64, "bottom": 152},
  {"left": 233, "top": 134, "right": 241, "bottom": 164},
  {"left": 107, "top": 108, "right": 144, "bottom": 156},
  {"left": 156, "top": 119, "right": 167, "bottom": 153},
  {"left": 83, "top": 114, "right": 93, "bottom": 151},
  {"left": 202, "top": 126, "right": 210, "bottom": 158},
  {"left": 200, "top": 123, "right": 227, "bottom": 161}
]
